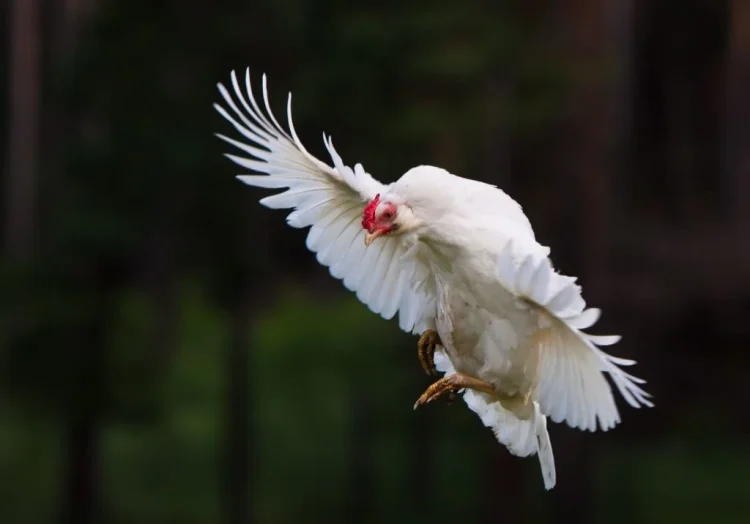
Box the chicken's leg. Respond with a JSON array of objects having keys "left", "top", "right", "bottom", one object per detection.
[
  {"left": 417, "top": 329, "right": 441, "bottom": 376},
  {"left": 413, "top": 373, "right": 495, "bottom": 410},
  {"left": 417, "top": 329, "right": 459, "bottom": 404}
]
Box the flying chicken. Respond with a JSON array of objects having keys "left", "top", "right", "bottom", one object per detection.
[{"left": 213, "top": 70, "right": 653, "bottom": 490}]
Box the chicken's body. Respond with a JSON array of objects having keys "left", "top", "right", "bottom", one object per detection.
[
  {"left": 393, "top": 168, "right": 546, "bottom": 399},
  {"left": 437, "top": 280, "right": 542, "bottom": 399},
  {"left": 390, "top": 168, "right": 559, "bottom": 482},
  {"left": 214, "top": 70, "right": 653, "bottom": 491}
]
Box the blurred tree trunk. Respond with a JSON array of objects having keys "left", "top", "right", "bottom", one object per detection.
[
  {"left": 44, "top": 3, "right": 107, "bottom": 523},
  {"left": 4, "top": 0, "right": 40, "bottom": 260},
  {"left": 223, "top": 291, "right": 252, "bottom": 524},
  {"left": 220, "top": 210, "right": 265, "bottom": 524},
  {"left": 726, "top": 0, "right": 750, "bottom": 232},
  {"left": 60, "top": 415, "right": 101, "bottom": 524},
  {"left": 633, "top": 0, "right": 729, "bottom": 225},
  {"left": 344, "top": 389, "right": 374, "bottom": 523},
  {"left": 60, "top": 280, "right": 112, "bottom": 524},
  {"left": 558, "top": 0, "right": 615, "bottom": 282},
  {"left": 39, "top": 0, "right": 87, "bottom": 245},
  {"left": 661, "top": 0, "right": 727, "bottom": 223},
  {"left": 631, "top": 0, "right": 670, "bottom": 221},
  {"left": 138, "top": 203, "right": 181, "bottom": 370},
  {"left": 687, "top": 2, "right": 728, "bottom": 223},
  {"left": 217, "top": 200, "right": 270, "bottom": 524}
]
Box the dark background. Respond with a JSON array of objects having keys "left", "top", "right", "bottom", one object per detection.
[{"left": 2, "top": 1, "right": 749, "bottom": 523}]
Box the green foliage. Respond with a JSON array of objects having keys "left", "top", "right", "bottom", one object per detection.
[
  {"left": 251, "top": 289, "right": 408, "bottom": 523},
  {"left": 104, "top": 283, "right": 226, "bottom": 524}
]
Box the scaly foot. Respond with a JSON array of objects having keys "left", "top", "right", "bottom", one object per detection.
[
  {"left": 417, "top": 329, "right": 441, "bottom": 376},
  {"left": 413, "top": 373, "right": 496, "bottom": 410},
  {"left": 417, "top": 329, "right": 459, "bottom": 404}
]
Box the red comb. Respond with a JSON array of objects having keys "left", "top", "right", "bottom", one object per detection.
[{"left": 361, "top": 194, "right": 380, "bottom": 231}]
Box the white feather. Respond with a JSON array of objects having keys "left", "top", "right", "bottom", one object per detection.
[
  {"left": 215, "top": 70, "right": 653, "bottom": 491},
  {"left": 213, "top": 69, "right": 435, "bottom": 329},
  {"left": 434, "top": 351, "right": 556, "bottom": 490},
  {"left": 494, "top": 246, "right": 653, "bottom": 432}
]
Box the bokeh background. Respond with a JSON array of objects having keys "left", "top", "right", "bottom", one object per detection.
[{"left": 2, "top": 1, "right": 750, "bottom": 523}]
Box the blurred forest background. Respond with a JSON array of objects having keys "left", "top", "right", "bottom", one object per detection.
[{"left": 2, "top": 0, "right": 750, "bottom": 523}]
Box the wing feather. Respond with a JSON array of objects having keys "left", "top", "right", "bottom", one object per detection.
[
  {"left": 497, "top": 241, "right": 653, "bottom": 432},
  {"left": 214, "top": 69, "right": 435, "bottom": 330}
]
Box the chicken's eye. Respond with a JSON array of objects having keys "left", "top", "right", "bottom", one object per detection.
[{"left": 383, "top": 211, "right": 393, "bottom": 220}]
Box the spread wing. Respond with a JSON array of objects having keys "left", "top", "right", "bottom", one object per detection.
[
  {"left": 214, "top": 69, "right": 436, "bottom": 334},
  {"left": 496, "top": 240, "right": 654, "bottom": 432}
]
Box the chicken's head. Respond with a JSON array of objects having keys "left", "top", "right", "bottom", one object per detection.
[{"left": 361, "top": 193, "right": 400, "bottom": 246}]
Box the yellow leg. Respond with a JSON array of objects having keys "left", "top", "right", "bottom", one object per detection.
[{"left": 416, "top": 330, "right": 460, "bottom": 405}]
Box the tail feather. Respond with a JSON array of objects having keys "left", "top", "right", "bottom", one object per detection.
[
  {"left": 435, "top": 350, "right": 557, "bottom": 490},
  {"left": 464, "top": 389, "right": 557, "bottom": 490},
  {"left": 534, "top": 404, "right": 556, "bottom": 490}
]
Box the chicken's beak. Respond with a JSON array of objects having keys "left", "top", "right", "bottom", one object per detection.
[{"left": 364, "top": 230, "right": 382, "bottom": 247}]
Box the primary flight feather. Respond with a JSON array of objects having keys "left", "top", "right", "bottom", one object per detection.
[{"left": 214, "top": 69, "right": 653, "bottom": 491}]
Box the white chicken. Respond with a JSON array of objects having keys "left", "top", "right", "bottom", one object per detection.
[{"left": 213, "top": 70, "right": 653, "bottom": 491}]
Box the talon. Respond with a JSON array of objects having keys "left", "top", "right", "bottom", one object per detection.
[
  {"left": 413, "top": 373, "right": 495, "bottom": 410},
  {"left": 417, "top": 329, "right": 441, "bottom": 377}
]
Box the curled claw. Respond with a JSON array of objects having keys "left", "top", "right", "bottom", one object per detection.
[
  {"left": 413, "top": 373, "right": 495, "bottom": 410},
  {"left": 417, "top": 329, "right": 441, "bottom": 377}
]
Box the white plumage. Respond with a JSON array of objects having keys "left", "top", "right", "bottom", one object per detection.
[{"left": 214, "top": 69, "right": 654, "bottom": 491}]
